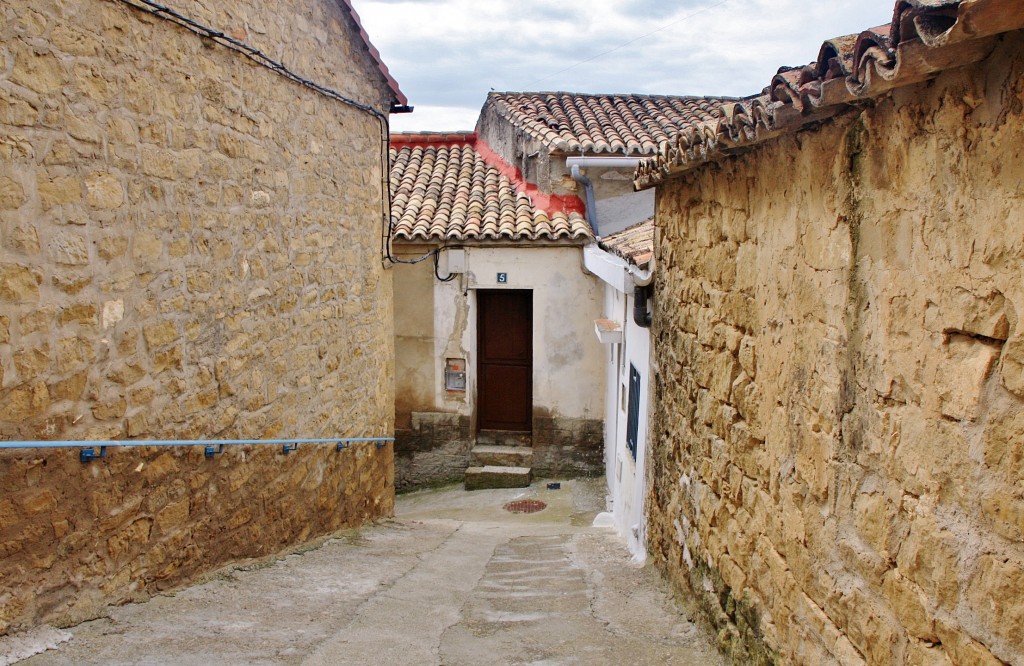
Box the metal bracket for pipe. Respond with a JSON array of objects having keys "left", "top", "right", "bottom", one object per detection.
[
  {"left": 336, "top": 441, "right": 350, "bottom": 451},
  {"left": 80, "top": 446, "right": 107, "bottom": 463},
  {"left": 282, "top": 442, "right": 299, "bottom": 454},
  {"left": 376, "top": 440, "right": 388, "bottom": 449},
  {"left": 204, "top": 444, "right": 224, "bottom": 458}
]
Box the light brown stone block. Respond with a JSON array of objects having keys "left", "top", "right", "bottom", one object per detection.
[
  {"left": 142, "top": 321, "right": 177, "bottom": 349},
  {"left": 85, "top": 173, "right": 124, "bottom": 209},
  {"left": 0, "top": 176, "right": 25, "bottom": 209},
  {"left": 8, "top": 41, "right": 66, "bottom": 94},
  {"left": 37, "top": 175, "right": 81, "bottom": 208},
  {"left": 0, "top": 263, "right": 41, "bottom": 302},
  {"left": 965, "top": 554, "right": 1024, "bottom": 651}
]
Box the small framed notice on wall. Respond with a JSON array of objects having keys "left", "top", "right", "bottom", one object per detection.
[{"left": 445, "top": 358, "right": 467, "bottom": 392}]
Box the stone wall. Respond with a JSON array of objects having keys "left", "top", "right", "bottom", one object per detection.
[
  {"left": 648, "top": 35, "right": 1024, "bottom": 665},
  {"left": 395, "top": 411, "right": 472, "bottom": 490},
  {"left": 0, "top": 0, "right": 395, "bottom": 634},
  {"left": 394, "top": 411, "right": 602, "bottom": 491},
  {"left": 532, "top": 413, "right": 603, "bottom": 479}
]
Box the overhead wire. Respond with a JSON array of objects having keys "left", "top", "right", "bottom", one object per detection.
[
  {"left": 114, "top": 0, "right": 388, "bottom": 120},
  {"left": 377, "top": 131, "right": 460, "bottom": 278},
  {"left": 112, "top": 0, "right": 417, "bottom": 269}
]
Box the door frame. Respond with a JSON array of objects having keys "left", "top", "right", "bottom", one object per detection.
[{"left": 475, "top": 288, "right": 533, "bottom": 433}]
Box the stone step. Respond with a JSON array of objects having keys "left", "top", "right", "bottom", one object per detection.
[
  {"left": 472, "top": 445, "right": 533, "bottom": 467},
  {"left": 476, "top": 430, "right": 533, "bottom": 447},
  {"left": 464, "top": 465, "right": 532, "bottom": 491}
]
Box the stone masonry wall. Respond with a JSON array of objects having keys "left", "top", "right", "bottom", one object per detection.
[
  {"left": 532, "top": 414, "right": 603, "bottom": 479},
  {"left": 0, "top": 0, "right": 395, "bottom": 633},
  {"left": 648, "top": 35, "right": 1024, "bottom": 665},
  {"left": 395, "top": 412, "right": 602, "bottom": 491},
  {"left": 395, "top": 411, "right": 472, "bottom": 491}
]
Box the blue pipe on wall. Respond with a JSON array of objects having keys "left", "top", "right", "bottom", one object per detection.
[{"left": 0, "top": 437, "right": 394, "bottom": 462}]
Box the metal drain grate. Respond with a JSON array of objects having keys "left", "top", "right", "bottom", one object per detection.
[{"left": 504, "top": 499, "right": 547, "bottom": 514}]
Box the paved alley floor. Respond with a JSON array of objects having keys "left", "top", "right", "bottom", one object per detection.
[{"left": 10, "top": 479, "right": 725, "bottom": 665}]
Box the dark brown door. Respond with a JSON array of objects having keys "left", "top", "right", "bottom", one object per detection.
[{"left": 477, "top": 289, "right": 532, "bottom": 431}]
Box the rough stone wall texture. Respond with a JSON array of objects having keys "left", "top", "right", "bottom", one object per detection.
[
  {"left": 474, "top": 103, "right": 554, "bottom": 194},
  {"left": 395, "top": 413, "right": 603, "bottom": 490},
  {"left": 395, "top": 411, "right": 472, "bottom": 491},
  {"left": 0, "top": 0, "right": 395, "bottom": 634},
  {"left": 532, "top": 414, "right": 603, "bottom": 479},
  {"left": 648, "top": 35, "right": 1024, "bottom": 666}
]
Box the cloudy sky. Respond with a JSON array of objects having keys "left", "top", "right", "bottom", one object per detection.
[{"left": 355, "top": 0, "right": 895, "bottom": 132}]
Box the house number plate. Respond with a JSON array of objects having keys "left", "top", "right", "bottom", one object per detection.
[{"left": 496, "top": 272, "right": 507, "bottom": 283}]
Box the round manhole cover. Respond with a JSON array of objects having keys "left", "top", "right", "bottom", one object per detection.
[{"left": 504, "top": 499, "right": 547, "bottom": 514}]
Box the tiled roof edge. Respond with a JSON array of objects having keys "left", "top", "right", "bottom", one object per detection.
[
  {"left": 485, "top": 92, "right": 748, "bottom": 154},
  {"left": 387, "top": 133, "right": 585, "bottom": 216},
  {"left": 390, "top": 132, "right": 477, "bottom": 145},
  {"left": 388, "top": 139, "right": 592, "bottom": 244},
  {"left": 336, "top": 0, "right": 408, "bottom": 110},
  {"left": 634, "top": 0, "right": 1024, "bottom": 189},
  {"left": 487, "top": 91, "right": 749, "bottom": 102},
  {"left": 598, "top": 218, "right": 655, "bottom": 267}
]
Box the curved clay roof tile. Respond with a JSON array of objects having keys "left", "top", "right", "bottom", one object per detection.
[{"left": 389, "top": 139, "right": 593, "bottom": 243}]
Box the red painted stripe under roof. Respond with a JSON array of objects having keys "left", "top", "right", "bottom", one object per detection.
[
  {"left": 389, "top": 133, "right": 586, "bottom": 216},
  {"left": 390, "top": 132, "right": 477, "bottom": 145}
]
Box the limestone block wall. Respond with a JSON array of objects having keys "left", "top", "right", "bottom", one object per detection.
[
  {"left": 648, "top": 36, "right": 1024, "bottom": 665},
  {"left": 0, "top": 0, "right": 395, "bottom": 633}
]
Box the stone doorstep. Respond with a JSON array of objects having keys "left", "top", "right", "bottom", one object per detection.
[
  {"left": 476, "top": 430, "right": 533, "bottom": 447},
  {"left": 471, "top": 445, "right": 533, "bottom": 467},
  {"left": 464, "top": 465, "right": 532, "bottom": 491}
]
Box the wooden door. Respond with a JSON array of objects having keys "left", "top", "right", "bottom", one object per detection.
[{"left": 477, "top": 290, "right": 532, "bottom": 432}]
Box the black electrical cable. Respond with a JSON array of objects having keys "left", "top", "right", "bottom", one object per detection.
[
  {"left": 114, "top": 0, "right": 388, "bottom": 121},
  {"left": 433, "top": 249, "right": 457, "bottom": 282},
  {"left": 376, "top": 118, "right": 454, "bottom": 278},
  {"left": 112, "top": 0, "right": 418, "bottom": 271}
]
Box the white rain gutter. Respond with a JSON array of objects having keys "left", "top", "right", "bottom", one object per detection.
[
  {"left": 583, "top": 244, "right": 655, "bottom": 291},
  {"left": 627, "top": 256, "right": 653, "bottom": 287},
  {"left": 567, "top": 157, "right": 644, "bottom": 238},
  {"left": 565, "top": 156, "right": 644, "bottom": 169}
]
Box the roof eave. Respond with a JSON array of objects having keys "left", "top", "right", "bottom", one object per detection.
[
  {"left": 336, "top": 0, "right": 409, "bottom": 111},
  {"left": 633, "top": 0, "right": 1024, "bottom": 190}
]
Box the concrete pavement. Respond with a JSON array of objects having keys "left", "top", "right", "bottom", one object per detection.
[{"left": 11, "top": 479, "right": 725, "bottom": 665}]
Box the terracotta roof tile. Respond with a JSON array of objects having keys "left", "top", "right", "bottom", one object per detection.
[
  {"left": 337, "top": 0, "right": 408, "bottom": 111},
  {"left": 487, "top": 92, "right": 739, "bottom": 156},
  {"left": 390, "top": 136, "right": 592, "bottom": 243},
  {"left": 635, "top": 0, "right": 1024, "bottom": 188},
  {"left": 598, "top": 218, "right": 654, "bottom": 268}
]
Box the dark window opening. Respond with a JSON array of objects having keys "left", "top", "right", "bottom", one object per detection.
[{"left": 626, "top": 363, "right": 641, "bottom": 461}]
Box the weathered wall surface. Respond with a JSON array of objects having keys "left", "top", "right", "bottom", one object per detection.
[
  {"left": 0, "top": 0, "right": 395, "bottom": 633},
  {"left": 649, "top": 36, "right": 1024, "bottom": 665},
  {"left": 393, "top": 244, "right": 604, "bottom": 488},
  {"left": 475, "top": 106, "right": 647, "bottom": 235},
  {"left": 475, "top": 105, "right": 554, "bottom": 195}
]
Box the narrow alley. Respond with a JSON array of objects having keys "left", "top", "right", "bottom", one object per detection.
[{"left": 8, "top": 480, "right": 724, "bottom": 665}]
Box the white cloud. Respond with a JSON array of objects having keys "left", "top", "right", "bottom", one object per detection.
[
  {"left": 389, "top": 105, "right": 481, "bottom": 132},
  {"left": 356, "top": 0, "right": 895, "bottom": 130}
]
